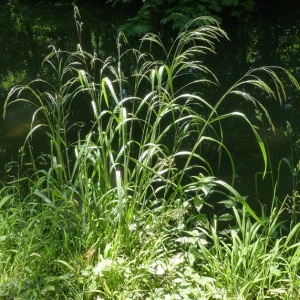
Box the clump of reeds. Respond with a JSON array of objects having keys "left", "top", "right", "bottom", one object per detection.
[{"left": 1, "top": 14, "right": 299, "bottom": 299}]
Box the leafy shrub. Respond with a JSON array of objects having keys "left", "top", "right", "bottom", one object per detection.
[{"left": 107, "top": 0, "right": 256, "bottom": 36}]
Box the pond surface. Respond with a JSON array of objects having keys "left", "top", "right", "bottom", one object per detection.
[{"left": 0, "top": 2, "right": 300, "bottom": 208}]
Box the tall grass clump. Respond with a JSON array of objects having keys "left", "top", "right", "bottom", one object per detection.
[{"left": 1, "top": 13, "right": 300, "bottom": 299}]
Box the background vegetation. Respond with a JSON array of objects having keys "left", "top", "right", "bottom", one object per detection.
[{"left": 107, "top": 0, "right": 256, "bottom": 35}]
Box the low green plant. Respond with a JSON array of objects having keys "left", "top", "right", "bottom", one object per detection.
[
  {"left": 197, "top": 199, "right": 300, "bottom": 299},
  {"left": 1, "top": 14, "right": 299, "bottom": 299}
]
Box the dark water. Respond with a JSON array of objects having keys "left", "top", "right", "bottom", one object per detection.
[
  {"left": 0, "top": 2, "right": 300, "bottom": 207},
  {"left": 211, "top": 5, "right": 300, "bottom": 204},
  {"left": 0, "top": 1, "right": 137, "bottom": 179}
]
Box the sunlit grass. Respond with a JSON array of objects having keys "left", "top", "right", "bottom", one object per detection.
[
  {"left": 1, "top": 14, "right": 300, "bottom": 299},
  {"left": 198, "top": 202, "right": 300, "bottom": 298}
]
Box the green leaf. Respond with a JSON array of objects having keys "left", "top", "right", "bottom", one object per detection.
[
  {"left": 217, "top": 213, "right": 234, "bottom": 221},
  {"left": 194, "top": 195, "right": 204, "bottom": 212},
  {"left": 41, "top": 285, "right": 55, "bottom": 295},
  {"left": 215, "top": 180, "right": 264, "bottom": 226}
]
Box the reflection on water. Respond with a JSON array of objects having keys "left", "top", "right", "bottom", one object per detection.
[
  {"left": 0, "top": 104, "right": 35, "bottom": 172},
  {"left": 0, "top": 123, "right": 30, "bottom": 140},
  {"left": 0, "top": 107, "right": 33, "bottom": 140}
]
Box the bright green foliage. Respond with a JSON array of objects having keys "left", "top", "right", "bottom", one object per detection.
[
  {"left": 107, "top": 0, "right": 256, "bottom": 35},
  {"left": 198, "top": 203, "right": 300, "bottom": 298},
  {"left": 1, "top": 13, "right": 299, "bottom": 299}
]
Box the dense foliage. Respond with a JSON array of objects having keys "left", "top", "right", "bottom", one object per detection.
[
  {"left": 107, "top": 0, "right": 256, "bottom": 36},
  {"left": 1, "top": 10, "right": 300, "bottom": 298}
]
